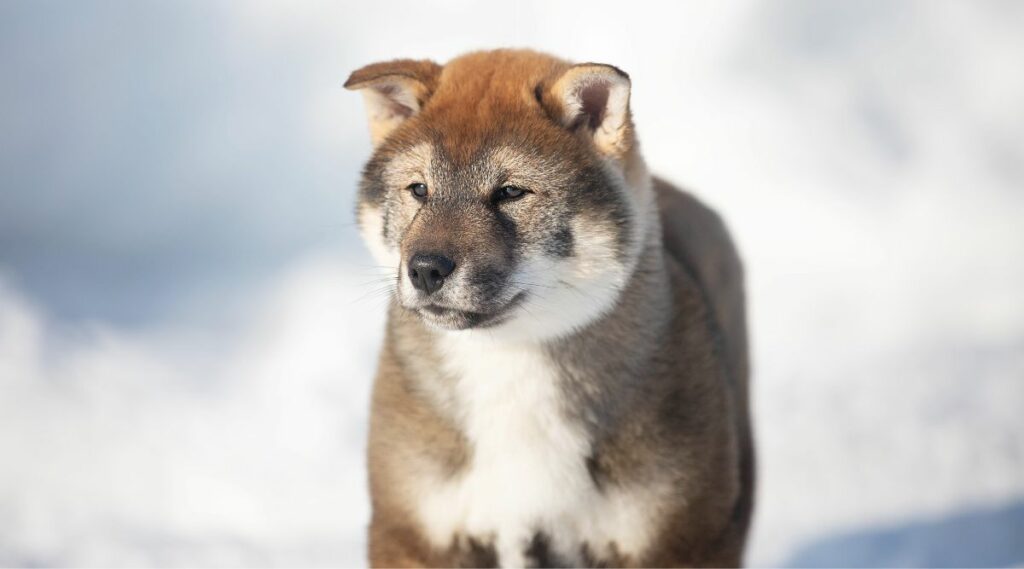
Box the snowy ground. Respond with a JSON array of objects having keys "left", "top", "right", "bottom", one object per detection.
[{"left": 1, "top": 1, "right": 1023, "bottom": 566}]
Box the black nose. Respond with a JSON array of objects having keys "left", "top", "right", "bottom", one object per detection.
[{"left": 408, "top": 253, "right": 456, "bottom": 295}]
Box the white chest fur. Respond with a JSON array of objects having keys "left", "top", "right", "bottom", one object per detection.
[{"left": 414, "top": 332, "right": 664, "bottom": 567}]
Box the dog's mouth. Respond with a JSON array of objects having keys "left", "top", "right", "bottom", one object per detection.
[{"left": 415, "top": 292, "right": 527, "bottom": 330}]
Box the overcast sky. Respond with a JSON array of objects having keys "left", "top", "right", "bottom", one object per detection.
[{"left": 0, "top": 2, "right": 362, "bottom": 326}]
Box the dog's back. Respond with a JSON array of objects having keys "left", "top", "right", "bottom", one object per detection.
[{"left": 657, "top": 177, "right": 755, "bottom": 553}]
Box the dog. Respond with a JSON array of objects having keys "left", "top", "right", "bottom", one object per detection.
[{"left": 344, "top": 49, "right": 753, "bottom": 568}]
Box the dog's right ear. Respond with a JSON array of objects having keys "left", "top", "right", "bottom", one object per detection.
[
  {"left": 542, "top": 63, "right": 633, "bottom": 158},
  {"left": 344, "top": 59, "right": 442, "bottom": 147}
]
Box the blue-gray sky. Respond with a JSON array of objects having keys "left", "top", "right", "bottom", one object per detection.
[{"left": 1, "top": 2, "right": 362, "bottom": 325}]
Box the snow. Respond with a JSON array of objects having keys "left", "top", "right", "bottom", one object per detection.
[
  {"left": 1, "top": 0, "right": 1023, "bottom": 566},
  {"left": 0, "top": 259, "right": 381, "bottom": 566}
]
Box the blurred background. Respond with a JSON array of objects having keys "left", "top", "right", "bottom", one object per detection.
[{"left": 1, "top": 1, "right": 1022, "bottom": 566}]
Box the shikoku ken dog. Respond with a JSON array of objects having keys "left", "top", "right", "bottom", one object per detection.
[{"left": 344, "top": 49, "right": 753, "bottom": 568}]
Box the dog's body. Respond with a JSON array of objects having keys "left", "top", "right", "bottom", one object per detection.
[{"left": 346, "top": 50, "right": 753, "bottom": 567}]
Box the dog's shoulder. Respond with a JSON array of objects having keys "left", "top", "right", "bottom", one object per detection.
[{"left": 655, "top": 177, "right": 748, "bottom": 385}]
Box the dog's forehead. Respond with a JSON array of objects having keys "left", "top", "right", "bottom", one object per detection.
[
  {"left": 427, "top": 50, "right": 566, "bottom": 118},
  {"left": 420, "top": 112, "right": 564, "bottom": 170},
  {"left": 376, "top": 51, "right": 588, "bottom": 191},
  {"left": 413, "top": 53, "right": 572, "bottom": 166},
  {"left": 383, "top": 137, "right": 575, "bottom": 193},
  {"left": 427, "top": 144, "right": 536, "bottom": 196}
]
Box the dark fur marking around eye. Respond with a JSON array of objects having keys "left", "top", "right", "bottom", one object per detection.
[{"left": 492, "top": 207, "right": 519, "bottom": 238}]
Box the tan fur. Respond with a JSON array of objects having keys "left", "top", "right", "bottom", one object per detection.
[{"left": 346, "top": 49, "right": 753, "bottom": 568}]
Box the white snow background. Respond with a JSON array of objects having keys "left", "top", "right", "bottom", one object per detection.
[{"left": 1, "top": 1, "right": 1022, "bottom": 566}]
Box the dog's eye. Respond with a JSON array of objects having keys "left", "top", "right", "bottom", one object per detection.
[
  {"left": 408, "top": 183, "right": 428, "bottom": 200},
  {"left": 495, "top": 185, "right": 528, "bottom": 202}
]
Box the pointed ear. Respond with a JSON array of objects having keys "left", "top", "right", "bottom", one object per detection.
[
  {"left": 344, "top": 59, "right": 442, "bottom": 146},
  {"left": 545, "top": 63, "right": 633, "bottom": 157}
]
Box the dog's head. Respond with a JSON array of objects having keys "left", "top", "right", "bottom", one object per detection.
[{"left": 346, "top": 50, "right": 652, "bottom": 340}]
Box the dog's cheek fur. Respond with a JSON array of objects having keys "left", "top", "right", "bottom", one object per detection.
[
  {"left": 499, "top": 217, "right": 629, "bottom": 341},
  {"left": 357, "top": 203, "right": 398, "bottom": 267},
  {"left": 355, "top": 152, "right": 398, "bottom": 267},
  {"left": 490, "top": 156, "right": 637, "bottom": 340}
]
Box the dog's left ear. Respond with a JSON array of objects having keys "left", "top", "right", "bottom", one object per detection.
[
  {"left": 544, "top": 63, "right": 633, "bottom": 157},
  {"left": 344, "top": 59, "right": 442, "bottom": 146}
]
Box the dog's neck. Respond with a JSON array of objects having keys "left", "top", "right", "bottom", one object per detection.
[{"left": 405, "top": 194, "right": 676, "bottom": 563}]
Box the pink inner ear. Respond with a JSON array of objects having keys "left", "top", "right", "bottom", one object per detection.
[
  {"left": 578, "top": 80, "right": 611, "bottom": 130},
  {"left": 375, "top": 84, "right": 415, "bottom": 119}
]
